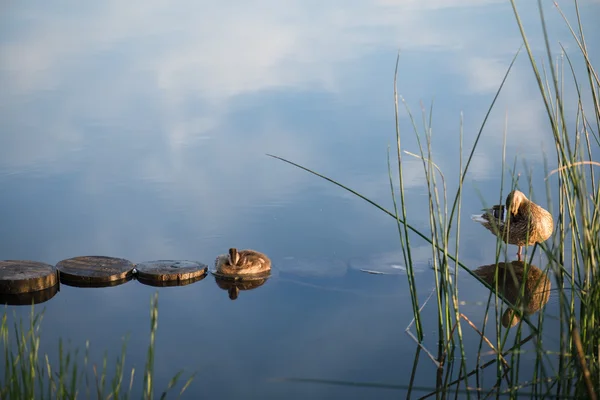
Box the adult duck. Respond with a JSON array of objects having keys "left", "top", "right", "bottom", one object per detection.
[{"left": 472, "top": 190, "right": 553, "bottom": 261}]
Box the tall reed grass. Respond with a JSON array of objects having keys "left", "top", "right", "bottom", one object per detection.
[
  {"left": 271, "top": 0, "right": 599, "bottom": 397},
  {"left": 0, "top": 293, "right": 195, "bottom": 400}
]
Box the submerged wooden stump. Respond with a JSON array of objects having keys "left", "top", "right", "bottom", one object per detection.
[
  {"left": 0, "top": 284, "right": 59, "bottom": 306},
  {"left": 56, "top": 256, "right": 134, "bottom": 285},
  {"left": 0, "top": 260, "right": 58, "bottom": 294},
  {"left": 135, "top": 260, "right": 208, "bottom": 286}
]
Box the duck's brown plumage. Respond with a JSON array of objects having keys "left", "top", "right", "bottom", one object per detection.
[
  {"left": 472, "top": 190, "right": 553, "bottom": 258},
  {"left": 215, "top": 248, "right": 271, "bottom": 276},
  {"left": 474, "top": 261, "right": 551, "bottom": 327}
]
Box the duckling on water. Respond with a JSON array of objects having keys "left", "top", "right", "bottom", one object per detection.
[
  {"left": 215, "top": 248, "right": 271, "bottom": 276},
  {"left": 472, "top": 190, "right": 553, "bottom": 261}
]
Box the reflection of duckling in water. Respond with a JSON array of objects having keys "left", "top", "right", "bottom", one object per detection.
[
  {"left": 228, "top": 287, "right": 239, "bottom": 300},
  {"left": 474, "top": 261, "right": 551, "bottom": 328},
  {"left": 472, "top": 190, "right": 554, "bottom": 261},
  {"left": 214, "top": 276, "right": 269, "bottom": 300},
  {"left": 215, "top": 248, "right": 271, "bottom": 275}
]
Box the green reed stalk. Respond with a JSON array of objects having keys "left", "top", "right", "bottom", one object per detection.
[
  {"left": 392, "top": 53, "right": 423, "bottom": 341},
  {"left": 453, "top": 112, "right": 470, "bottom": 393},
  {"left": 143, "top": 292, "right": 158, "bottom": 400}
]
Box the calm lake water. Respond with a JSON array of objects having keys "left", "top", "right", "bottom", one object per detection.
[{"left": 1, "top": 1, "right": 599, "bottom": 398}]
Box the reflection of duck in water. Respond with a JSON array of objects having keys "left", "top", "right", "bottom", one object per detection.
[
  {"left": 472, "top": 190, "right": 553, "bottom": 261},
  {"left": 214, "top": 276, "right": 269, "bottom": 300},
  {"left": 474, "top": 261, "right": 551, "bottom": 327},
  {"left": 215, "top": 248, "right": 271, "bottom": 275}
]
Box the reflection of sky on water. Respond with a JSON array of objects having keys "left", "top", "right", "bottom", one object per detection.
[{"left": 1, "top": 0, "right": 598, "bottom": 396}]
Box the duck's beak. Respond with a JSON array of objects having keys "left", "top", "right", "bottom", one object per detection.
[{"left": 471, "top": 214, "right": 488, "bottom": 223}]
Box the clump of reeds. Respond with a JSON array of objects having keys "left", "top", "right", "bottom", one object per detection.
[
  {"left": 0, "top": 293, "right": 195, "bottom": 399},
  {"left": 510, "top": 0, "right": 600, "bottom": 397},
  {"left": 270, "top": 0, "right": 599, "bottom": 397}
]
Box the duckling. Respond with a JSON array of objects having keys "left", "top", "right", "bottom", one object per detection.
[
  {"left": 472, "top": 190, "right": 553, "bottom": 261},
  {"left": 215, "top": 248, "right": 271, "bottom": 276},
  {"left": 474, "top": 261, "right": 551, "bottom": 327}
]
